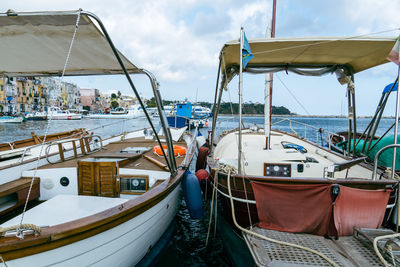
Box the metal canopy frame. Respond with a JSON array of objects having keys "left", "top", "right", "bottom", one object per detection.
[
  {"left": 1, "top": 9, "right": 177, "bottom": 174},
  {"left": 210, "top": 61, "right": 358, "bottom": 158}
]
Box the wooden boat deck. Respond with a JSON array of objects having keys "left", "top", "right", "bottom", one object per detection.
[
  {"left": 243, "top": 227, "right": 392, "bottom": 266},
  {"left": 39, "top": 136, "right": 187, "bottom": 172}
]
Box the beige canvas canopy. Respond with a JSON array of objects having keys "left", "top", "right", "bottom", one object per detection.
[
  {"left": 220, "top": 36, "right": 396, "bottom": 77},
  {"left": 0, "top": 10, "right": 141, "bottom": 77}
]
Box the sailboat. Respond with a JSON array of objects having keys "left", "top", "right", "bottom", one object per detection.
[
  {"left": 0, "top": 9, "right": 197, "bottom": 266},
  {"left": 205, "top": 30, "right": 400, "bottom": 266}
]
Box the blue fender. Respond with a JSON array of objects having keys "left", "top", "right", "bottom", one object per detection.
[{"left": 183, "top": 171, "right": 203, "bottom": 219}]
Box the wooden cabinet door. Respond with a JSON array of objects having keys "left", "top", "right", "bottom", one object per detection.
[
  {"left": 77, "top": 161, "right": 96, "bottom": 195},
  {"left": 96, "top": 162, "right": 119, "bottom": 197}
]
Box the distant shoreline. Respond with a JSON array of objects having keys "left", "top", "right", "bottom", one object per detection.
[{"left": 217, "top": 114, "right": 395, "bottom": 119}]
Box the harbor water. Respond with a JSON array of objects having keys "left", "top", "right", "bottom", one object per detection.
[{"left": 0, "top": 115, "right": 396, "bottom": 266}]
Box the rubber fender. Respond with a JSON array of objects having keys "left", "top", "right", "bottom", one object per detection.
[
  {"left": 195, "top": 169, "right": 209, "bottom": 183},
  {"left": 183, "top": 171, "right": 203, "bottom": 219}
]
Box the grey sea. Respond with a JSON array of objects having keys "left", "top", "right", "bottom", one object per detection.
[{"left": 0, "top": 115, "right": 396, "bottom": 266}]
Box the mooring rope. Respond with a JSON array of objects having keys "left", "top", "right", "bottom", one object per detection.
[{"left": 205, "top": 169, "right": 218, "bottom": 246}]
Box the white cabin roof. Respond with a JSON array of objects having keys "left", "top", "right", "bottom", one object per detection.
[{"left": 1, "top": 194, "right": 128, "bottom": 227}]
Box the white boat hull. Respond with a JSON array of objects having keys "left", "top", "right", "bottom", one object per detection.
[
  {"left": 0, "top": 117, "right": 24, "bottom": 123},
  {"left": 87, "top": 113, "right": 145, "bottom": 119},
  {"left": 47, "top": 114, "right": 82, "bottom": 120},
  {"left": 3, "top": 185, "right": 181, "bottom": 267}
]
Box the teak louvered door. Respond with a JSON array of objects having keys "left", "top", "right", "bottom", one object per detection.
[
  {"left": 96, "top": 162, "right": 119, "bottom": 197},
  {"left": 77, "top": 158, "right": 121, "bottom": 197},
  {"left": 78, "top": 160, "right": 96, "bottom": 195}
]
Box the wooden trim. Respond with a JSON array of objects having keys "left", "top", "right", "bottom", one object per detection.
[
  {"left": 72, "top": 141, "right": 77, "bottom": 158},
  {"left": 119, "top": 174, "right": 149, "bottom": 195},
  {"left": 0, "top": 178, "right": 40, "bottom": 198},
  {"left": 79, "top": 139, "right": 86, "bottom": 155},
  {"left": 143, "top": 155, "right": 169, "bottom": 171},
  {"left": 263, "top": 163, "right": 291, "bottom": 177},
  {"left": 57, "top": 143, "right": 64, "bottom": 162},
  {"left": 84, "top": 137, "right": 91, "bottom": 153},
  {"left": 0, "top": 129, "right": 87, "bottom": 152}
]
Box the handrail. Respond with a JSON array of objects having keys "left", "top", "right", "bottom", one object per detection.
[
  {"left": 16, "top": 118, "right": 148, "bottom": 163},
  {"left": 372, "top": 144, "right": 400, "bottom": 180},
  {"left": 273, "top": 118, "right": 345, "bottom": 149},
  {"left": 45, "top": 135, "right": 103, "bottom": 164},
  {"left": 272, "top": 118, "right": 339, "bottom": 136}
]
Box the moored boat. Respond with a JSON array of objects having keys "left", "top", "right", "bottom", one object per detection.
[
  {"left": 0, "top": 9, "right": 197, "bottom": 266},
  {"left": 205, "top": 31, "right": 400, "bottom": 266},
  {"left": 25, "top": 111, "right": 47, "bottom": 121},
  {"left": 47, "top": 107, "right": 82, "bottom": 120},
  {"left": 88, "top": 104, "right": 146, "bottom": 119},
  {"left": 0, "top": 116, "right": 24, "bottom": 123}
]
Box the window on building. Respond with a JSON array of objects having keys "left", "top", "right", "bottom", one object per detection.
[{"left": 20, "top": 104, "right": 25, "bottom": 112}]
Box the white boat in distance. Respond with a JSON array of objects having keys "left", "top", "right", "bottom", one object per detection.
[
  {"left": 88, "top": 104, "right": 146, "bottom": 119},
  {"left": 0, "top": 116, "right": 24, "bottom": 123},
  {"left": 25, "top": 111, "right": 47, "bottom": 121},
  {"left": 47, "top": 106, "right": 82, "bottom": 120}
]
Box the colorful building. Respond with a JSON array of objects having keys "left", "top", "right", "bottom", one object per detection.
[
  {"left": 0, "top": 78, "right": 5, "bottom": 113},
  {"left": 80, "top": 88, "right": 101, "bottom": 112}
]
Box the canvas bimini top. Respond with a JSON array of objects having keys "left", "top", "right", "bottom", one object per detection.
[
  {"left": 0, "top": 9, "right": 141, "bottom": 77},
  {"left": 219, "top": 36, "right": 396, "bottom": 86}
]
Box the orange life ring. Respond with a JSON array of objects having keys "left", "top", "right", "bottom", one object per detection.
[{"left": 153, "top": 145, "right": 187, "bottom": 157}]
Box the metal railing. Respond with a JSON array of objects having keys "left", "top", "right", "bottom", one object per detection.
[
  {"left": 45, "top": 134, "right": 103, "bottom": 164},
  {"left": 372, "top": 144, "right": 400, "bottom": 180},
  {"left": 272, "top": 118, "right": 346, "bottom": 150}
]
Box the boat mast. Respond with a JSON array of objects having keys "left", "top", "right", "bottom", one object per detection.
[
  {"left": 238, "top": 27, "right": 244, "bottom": 174},
  {"left": 264, "top": 0, "right": 276, "bottom": 149}
]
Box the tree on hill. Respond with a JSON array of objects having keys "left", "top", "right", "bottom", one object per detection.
[{"left": 144, "top": 99, "right": 292, "bottom": 115}]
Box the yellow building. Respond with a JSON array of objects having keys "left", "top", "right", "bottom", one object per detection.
[
  {"left": 16, "top": 77, "right": 28, "bottom": 112},
  {"left": 0, "top": 78, "right": 5, "bottom": 113},
  {"left": 61, "top": 84, "right": 68, "bottom": 108}
]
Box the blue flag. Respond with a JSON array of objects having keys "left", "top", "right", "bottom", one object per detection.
[{"left": 242, "top": 32, "right": 254, "bottom": 69}]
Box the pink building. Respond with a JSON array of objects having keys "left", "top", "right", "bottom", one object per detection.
[{"left": 80, "top": 88, "right": 101, "bottom": 112}]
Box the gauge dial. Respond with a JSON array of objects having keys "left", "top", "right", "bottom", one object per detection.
[{"left": 132, "top": 179, "right": 139, "bottom": 187}]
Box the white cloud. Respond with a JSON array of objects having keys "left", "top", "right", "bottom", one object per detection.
[
  {"left": 2, "top": 0, "right": 399, "bottom": 114},
  {"left": 343, "top": 0, "right": 400, "bottom": 33}
]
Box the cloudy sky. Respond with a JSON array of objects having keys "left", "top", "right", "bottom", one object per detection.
[{"left": 2, "top": 0, "right": 400, "bottom": 115}]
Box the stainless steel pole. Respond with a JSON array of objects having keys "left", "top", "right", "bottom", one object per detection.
[
  {"left": 392, "top": 68, "right": 400, "bottom": 179},
  {"left": 238, "top": 28, "right": 244, "bottom": 174}
]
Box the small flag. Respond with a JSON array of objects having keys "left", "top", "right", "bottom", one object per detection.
[
  {"left": 242, "top": 32, "right": 254, "bottom": 69},
  {"left": 387, "top": 35, "right": 400, "bottom": 66}
]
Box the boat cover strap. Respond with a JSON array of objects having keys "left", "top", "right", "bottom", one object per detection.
[{"left": 251, "top": 182, "right": 391, "bottom": 236}]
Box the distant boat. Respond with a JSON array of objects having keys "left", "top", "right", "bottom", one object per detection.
[
  {"left": 167, "top": 102, "right": 209, "bottom": 128},
  {"left": 47, "top": 107, "right": 82, "bottom": 120},
  {"left": 110, "top": 107, "right": 128, "bottom": 115},
  {"left": 25, "top": 111, "right": 47, "bottom": 121},
  {"left": 192, "top": 105, "right": 212, "bottom": 118},
  {"left": 87, "top": 104, "right": 146, "bottom": 119},
  {"left": 0, "top": 116, "right": 24, "bottom": 123}
]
